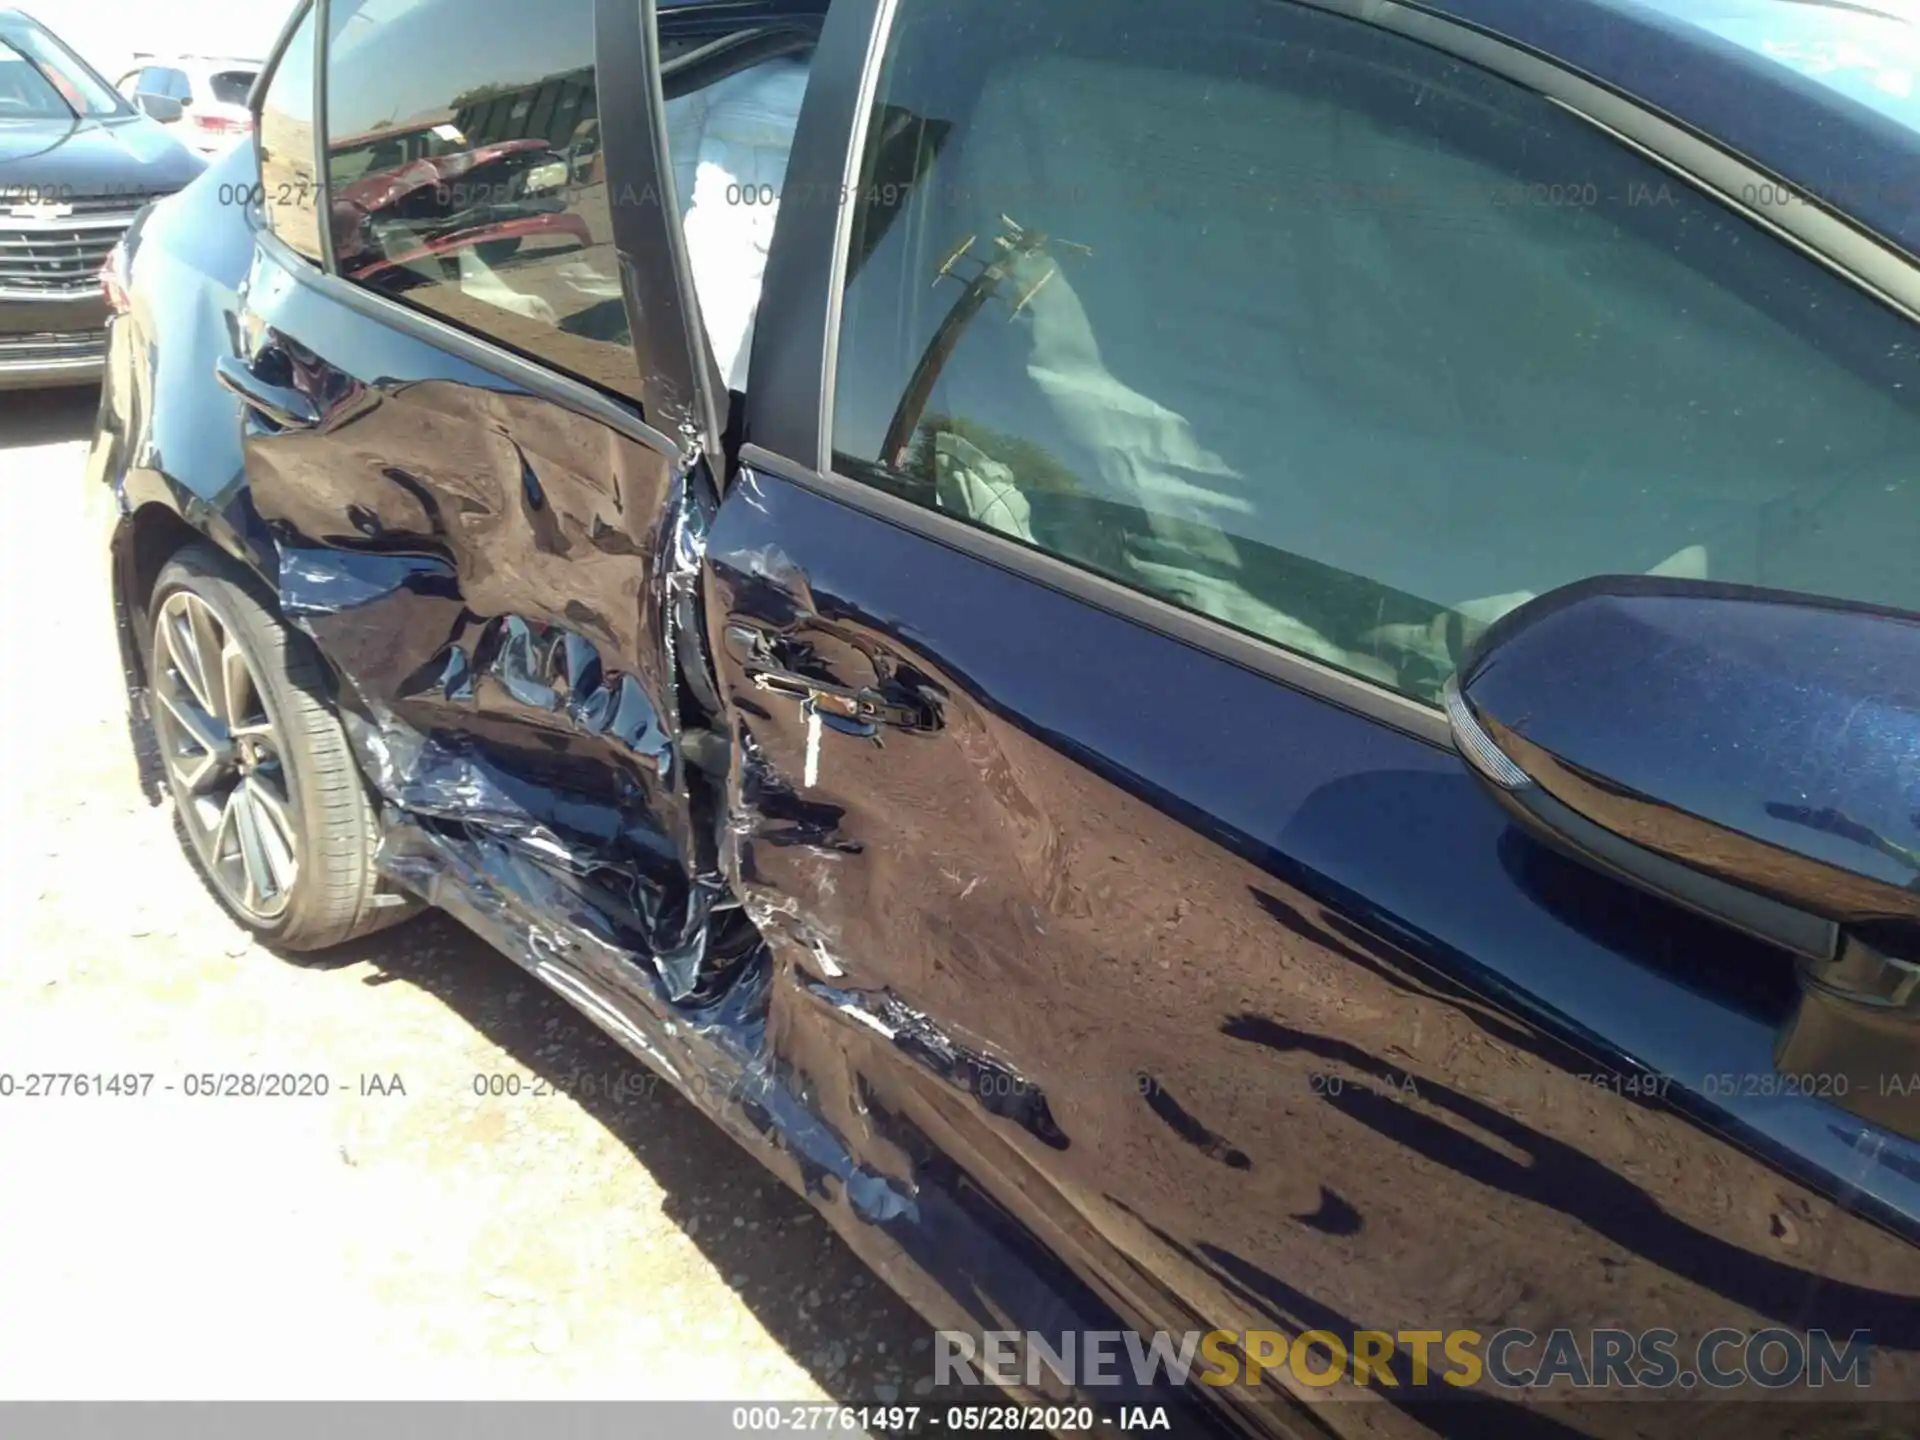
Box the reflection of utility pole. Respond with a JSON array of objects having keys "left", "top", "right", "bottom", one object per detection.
[{"left": 880, "top": 214, "right": 1089, "bottom": 470}]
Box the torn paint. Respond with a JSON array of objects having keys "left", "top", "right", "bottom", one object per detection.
[
  {"left": 803, "top": 704, "right": 823, "bottom": 788},
  {"left": 374, "top": 807, "right": 917, "bottom": 1225},
  {"left": 801, "top": 980, "right": 1071, "bottom": 1153}
]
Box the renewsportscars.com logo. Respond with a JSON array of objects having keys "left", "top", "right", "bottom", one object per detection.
[{"left": 934, "top": 1327, "right": 1875, "bottom": 1393}]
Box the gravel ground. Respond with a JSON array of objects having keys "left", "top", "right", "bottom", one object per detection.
[{"left": 0, "top": 385, "right": 942, "bottom": 1404}]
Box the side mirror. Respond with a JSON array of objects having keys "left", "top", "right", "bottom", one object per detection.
[
  {"left": 1446, "top": 577, "right": 1920, "bottom": 1137},
  {"left": 135, "top": 93, "right": 184, "bottom": 124}
]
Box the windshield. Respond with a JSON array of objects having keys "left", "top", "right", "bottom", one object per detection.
[{"left": 0, "top": 19, "right": 128, "bottom": 119}]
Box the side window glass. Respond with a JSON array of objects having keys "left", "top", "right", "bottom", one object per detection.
[
  {"left": 830, "top": 0, "right": 1920, "bottom": 706},
  {"left": 257, "top": 10, "right": 323, "bottom": 264},
  {"left": 324, "top": 0, "right": 640, "bottom": 399},
  {"left": 657, "top": 11, "right": 819, "bottom": 392}
]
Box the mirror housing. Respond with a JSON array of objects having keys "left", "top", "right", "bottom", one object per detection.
[
  {"left": 135, "top": 93, "right": 184, "bottom": 124},
  {"left": 1447, "top": 577, "right": 1920, "bottom": 1136}
]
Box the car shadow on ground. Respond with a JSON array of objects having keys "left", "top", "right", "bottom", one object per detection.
[
  {"left": 55, "top": 363, "right": 953, "bottom": 1407},
  {"left": 323, "top": 912, "right": 952, "bottom": 1406},
  {"left": 0, "top": 384, "right": 100, "bottom": 447}
]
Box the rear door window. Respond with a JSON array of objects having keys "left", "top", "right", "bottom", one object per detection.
[{"left": 323, "top": 0, "right": 641, "bottom": 400}]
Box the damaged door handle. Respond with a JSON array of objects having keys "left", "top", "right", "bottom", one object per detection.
[
  {"left": 747, "top": 667, "right": 933, "bottom": 731},
  {"left": 725, "top": 623, "right": 937, "bottom": 733},
  {"left": 215, "top": 353, "right": 320, "bottom": 431}
]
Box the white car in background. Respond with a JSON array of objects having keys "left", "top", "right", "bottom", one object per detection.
[{"left": 115, "top": 53, "right": 258, "bottom": 153}]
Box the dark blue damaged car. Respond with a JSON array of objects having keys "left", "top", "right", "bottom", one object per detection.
[{"left": 88, "top": 0, "right": 1920, "bottom": 1430}]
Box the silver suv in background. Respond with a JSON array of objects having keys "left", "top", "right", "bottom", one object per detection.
[{"left": 116, "top": 54, "right": 259, "bottom": 154}]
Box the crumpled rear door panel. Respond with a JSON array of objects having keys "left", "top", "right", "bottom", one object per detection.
[{"left": 235, "top": 250, "right": 717, "bottom": 993}]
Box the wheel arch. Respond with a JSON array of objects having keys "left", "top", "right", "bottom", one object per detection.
[{"left": 118, "top": 498, "right": 321, "bottom": 695}]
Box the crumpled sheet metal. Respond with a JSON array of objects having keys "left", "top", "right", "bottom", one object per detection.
[
  {"left": 276, "top": 541, "right": 715, "bottom": 998},
  {"left": 278, "top": 544, "right": 675, "bottom": 774},
  {"left": 375, "top": 807, "right": 1120, "bottom": 1354},
  {"left": 800, "top": 981, "right": 1069, "bottom": 1152},
  {"left": 267, "top": 476, "right": 1133, "bottom": 1344},
  {"left": 657, "top": 448, "right": 728, "bottom": 728},
  {"left": 374, "top": 809, "right": 918, "bottom": 1226},
  {"left": 408, "top": 614, "right": 677, "bottom": 777},
  {"left": 272, "top": 462, "right": 927, "bottom": 1227},
  {"left": 343, "top": 695, "right": 718, "bottom": 998},
  {"left": 245, "top": 371, "right": 720, "bottom": 924},
  {"left": 692, "top": 518, "right": 1240, "bottom": 1381}
]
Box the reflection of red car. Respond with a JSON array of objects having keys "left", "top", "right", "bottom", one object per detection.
[
  {"left": 333, "top": 136, "right": 552, "bottom": 218},
  {"left": 345, "top": 211, "right": 593, "bottom": 284},
  {"left": 329, "top": 135, "right": 590, "bottom": 281}
]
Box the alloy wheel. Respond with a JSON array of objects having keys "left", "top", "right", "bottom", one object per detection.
[{"left": 151, "top": 589, "right": 300, "bottom": 922}]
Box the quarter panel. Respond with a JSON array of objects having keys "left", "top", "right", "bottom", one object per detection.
[{"left": 90, "top": 142, "right": 283, "bottom": 586}]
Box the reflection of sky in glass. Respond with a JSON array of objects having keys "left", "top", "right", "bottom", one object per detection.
[
  {"left": 326, "top": 0, "right": 592, "bottom": 137},
  {"left": 1628, "top": 0, "right": 1920, "bottom": 132}
]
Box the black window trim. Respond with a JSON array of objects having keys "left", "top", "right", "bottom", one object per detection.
[
  {"left": 813, "top": 0, "right": 899, "bottom": 474},
  {"left": 594, "top": 0, "right": 725, "bottom": 455},
  {"left": 313, "top": 0, "right": 338, "bottom": 275},
  {"left": 745, "top": 0, "right": 1920, "bottom": 746},
  {"left": 744, "top": 0, "right": 892, "bottom": 482}
]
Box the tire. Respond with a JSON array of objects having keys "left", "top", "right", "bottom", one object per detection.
[{"left": 147, "top": 543, "right": 414, "bottom": 950}]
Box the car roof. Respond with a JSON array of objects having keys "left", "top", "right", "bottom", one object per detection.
[
  {"left": 1630, "top": 0, "right": 1919, "bottom": 133},
  {"left": 1359, "top": 0, "right": 1920, "bottom": 262}
]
